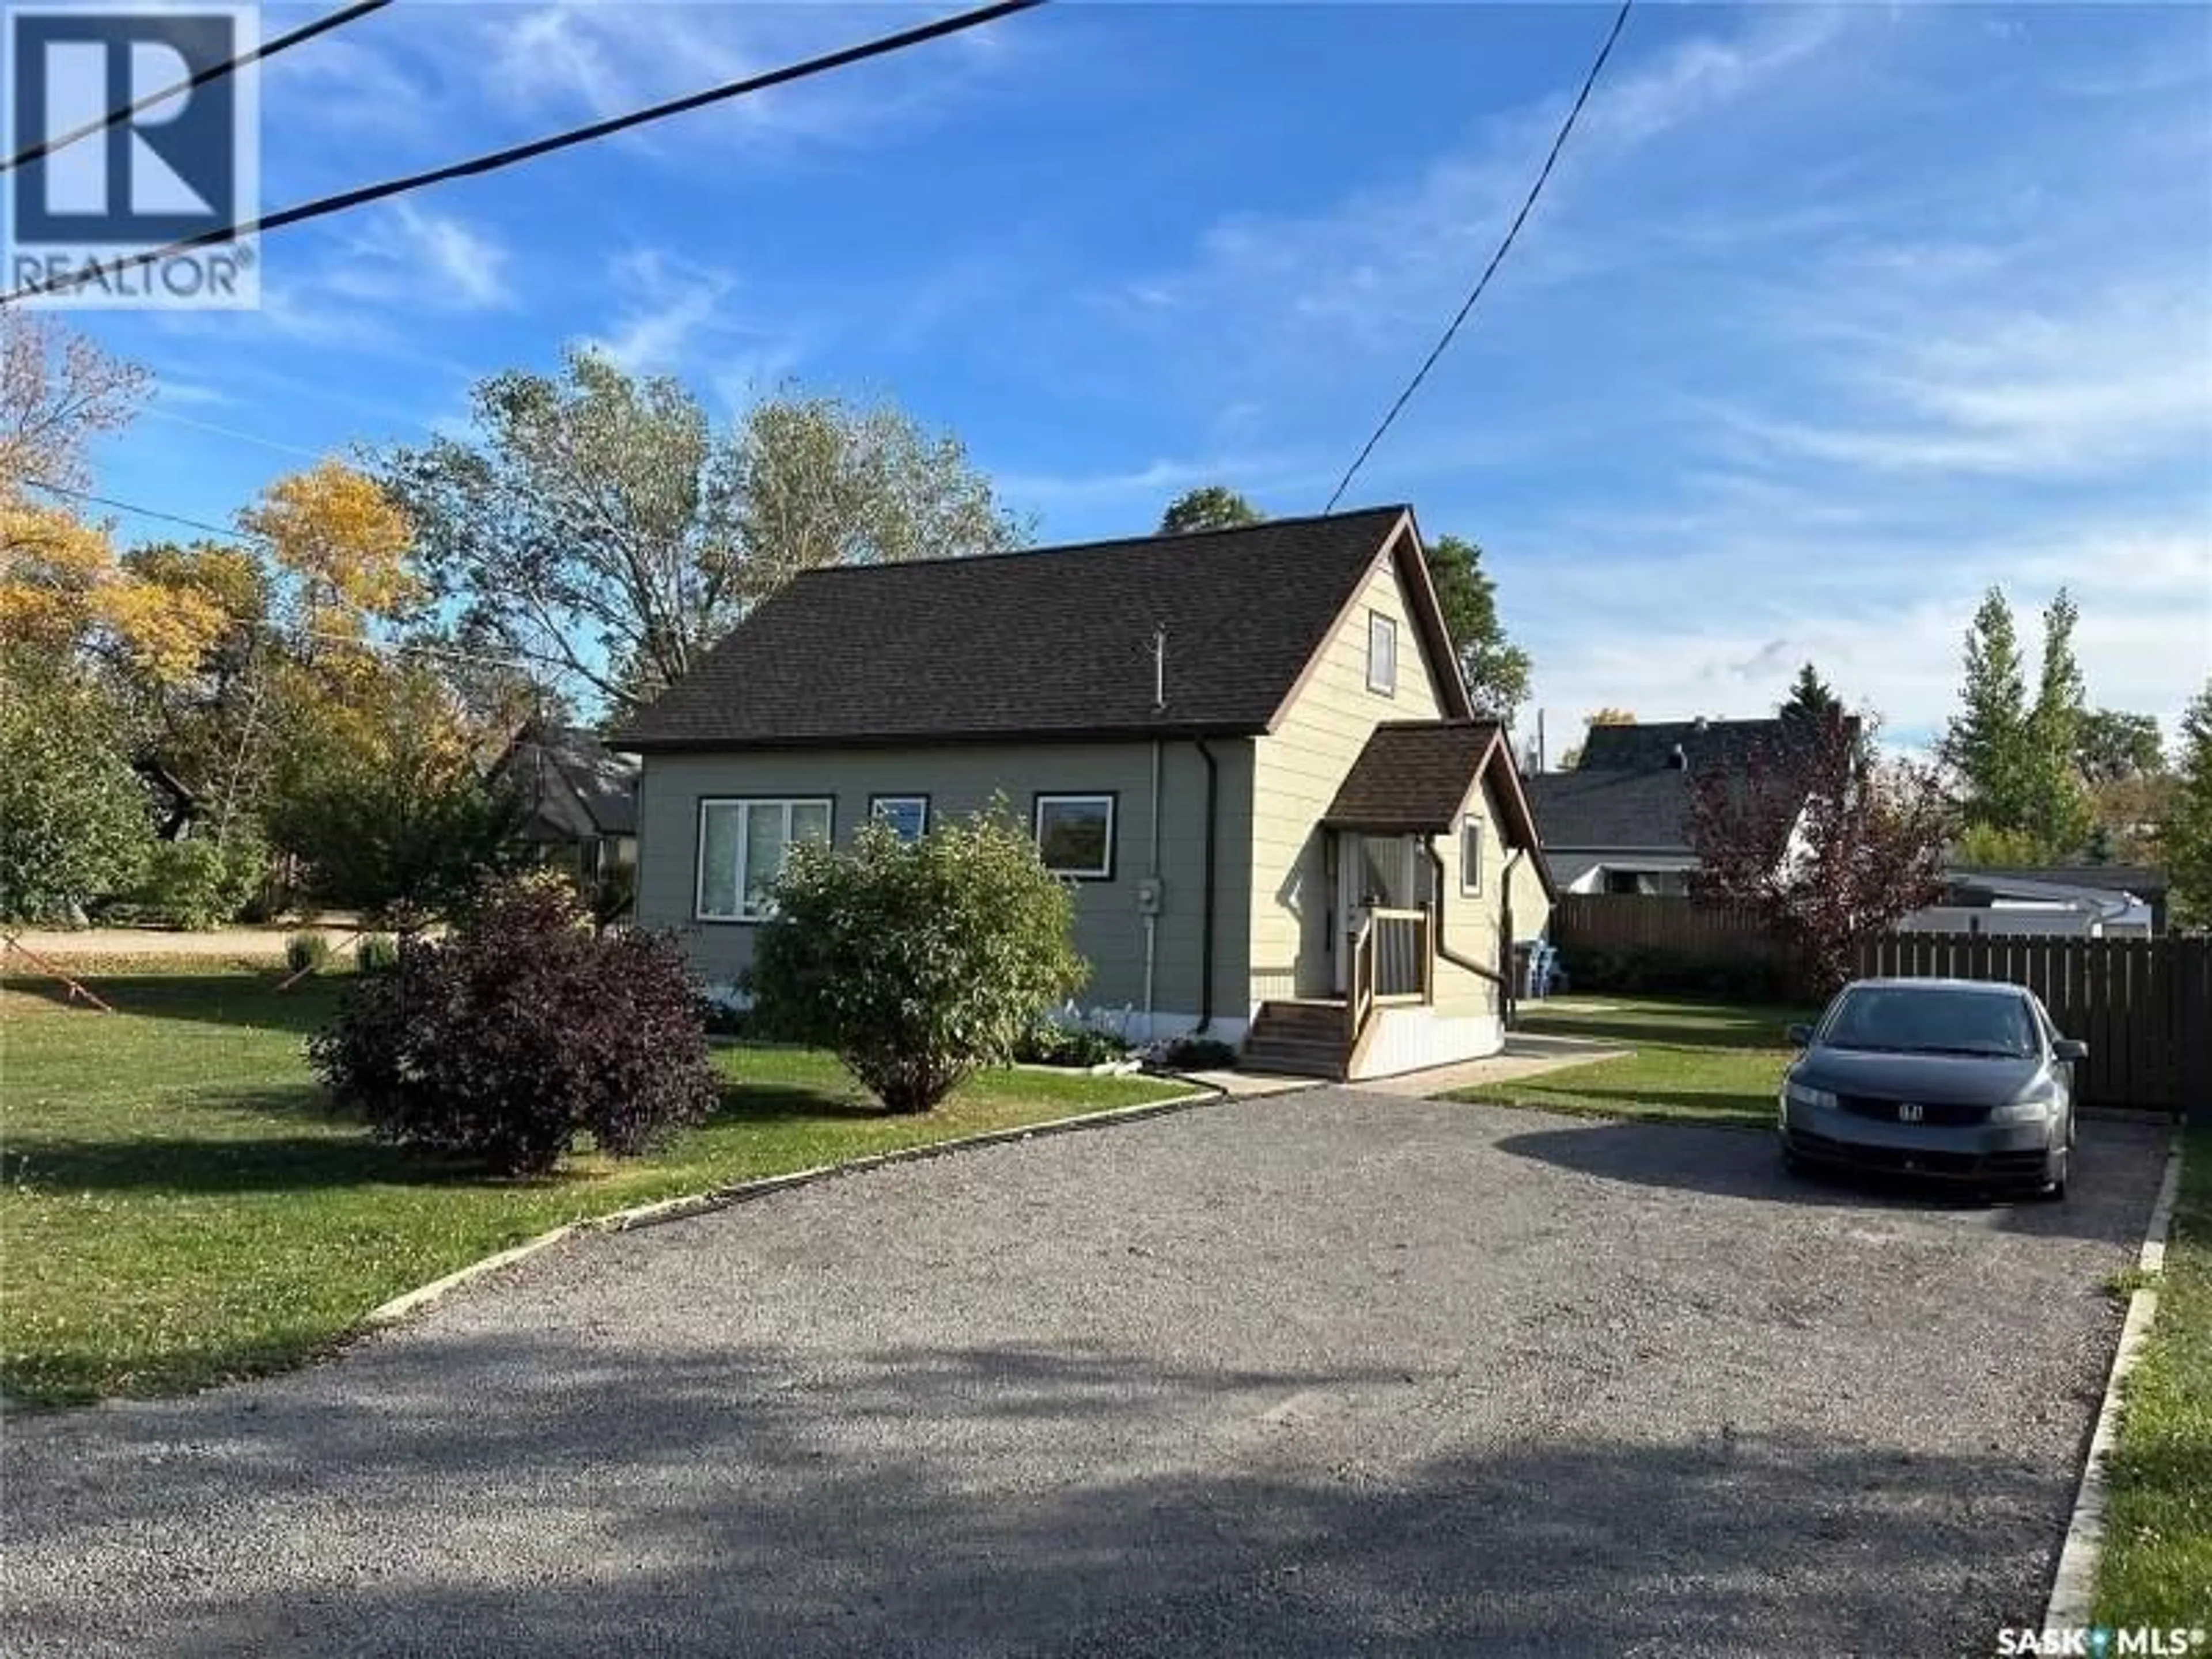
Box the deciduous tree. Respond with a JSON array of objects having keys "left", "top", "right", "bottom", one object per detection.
[
  {"left": 2076, "top": 709, "right": 2165, "bottom": 786},
  {"left": 1690, "top": 709, "right": 1949, "bottom": 994},
  {"left": 2163, "top": 680, "right": 2212, "bottom": 930},
  {"left": 0, "top": 314, "right": 148, "bottom": 494},
  {"left": 1424, "top": 533, "right": 1533, "bottom": 725},
  {"left": 1159, "top": 486, "right": 1263, "bottom": 533},
  {"left": 382, "top": 353, "right": 1028, "bottom": 713},
  {"left": 2022, "top": 588, "right": 2093, "bottom": 857},
  {"left": 0, "top": 657, "right": 155, "bottom": 921}
]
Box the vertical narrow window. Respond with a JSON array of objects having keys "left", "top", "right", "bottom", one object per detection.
[
  {"left": 1460, "top": 815, "right": 1484, "bottom": 896},
  {"left": 1367, "top": 611, "right": 1397, "bottom": 696},
  {"left": 696, "top": 797, "right": 834, "bottom": 921}
]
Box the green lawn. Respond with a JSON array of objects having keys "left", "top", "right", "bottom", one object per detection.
[
  {"left": 2099, "top": 1120, "right": 2211, "bottom": 1621},
  {"left": 1451, "top": 996, "right": 1812, "bottom": 1127},
  {"left": 0, "top": 970, "right": 1185, "bottom": 1407}
]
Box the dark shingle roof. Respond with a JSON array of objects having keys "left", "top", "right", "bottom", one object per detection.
[
  {"left": 503, "top": 725, "right": 639, "bottom": 835},
  {"left": 1324, "top": 721, "right": 1503, "bottom": 832},
  {"left": 1577, "top": 717, "right": 1809, "bottom": 773},
  {"left": 615, "top": 507, "right": 1429, "bottom": 749},
  {"left": 1948, "top": 863, "right": 2168, "bottom": 899},
  {"left": 1526, "top": 768, "right": 1694, "bottom": 851}
]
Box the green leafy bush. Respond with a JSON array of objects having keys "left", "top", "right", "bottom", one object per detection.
[
  {"left": 0, "top": 662, "right": 154, "bottom": 922},
  {"left": 134, "top": 834, "right": 266, "bottom": 930},
  {"left": 309, "top": 877, "right": 718, "bottom": 1176},
  {"left": 354, "top": 933, "right": 400, "bottom": 975},
  {"left": 748, "top": 807, "right": 1087, "bottom": 1113},
  {"left": 1156, "top": 1035, "right": 1238, "bottom": 1071},
  {"left": 1014, "top": 1017, "right": 1130, "bottom": 1068},
  {"left": 1564, "top": 944, "right": 1786, "bottom": 1003},
  {"left": 284, "top": 931, "right": 333, "bottom": 975}
]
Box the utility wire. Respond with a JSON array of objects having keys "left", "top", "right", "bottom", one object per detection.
[
  {"left": 1, "top": 0, "right": 1047, "bottom": 306},
  {"left": 1322, "top": 0, "right": 1634, "bottom": 513},
  {"left": 0, "top": 0, "right": 395, "bottom": 175}
]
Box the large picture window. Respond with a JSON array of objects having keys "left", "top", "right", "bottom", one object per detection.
[
  {"left": 1033, "top": 793, "right": 1116, "bottom": 881},
  {"left": 696, "top": 797, "right": 832, "bottom": 921},
  {"left": 868, "top": 794, "right": 930, "bottom": 843}
]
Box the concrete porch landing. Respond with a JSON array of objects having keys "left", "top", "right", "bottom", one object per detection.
[{"left": 1344, "top": 1031, "right": 1628, "bottom": 1097}]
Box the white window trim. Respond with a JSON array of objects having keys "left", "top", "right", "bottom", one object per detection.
[
  {"left": 869, "top": 794, "right": 930, "bottom": 841},
  {"left": 1366, "top": 609, "right": 1398, "bottom": 696},
  {"left": 695, "top": 796, "right": 834, "bottom": 923},
  {"left": 1033, "top": 792, "right": 1117, "bottom": 881},
  {"left": 1459, "top": 813, "right": 1484, "bottom": 897}
]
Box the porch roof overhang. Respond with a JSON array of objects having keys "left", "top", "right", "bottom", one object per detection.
[{"left": 1323, "top": 719, "right": 1557, "bottom": 900}]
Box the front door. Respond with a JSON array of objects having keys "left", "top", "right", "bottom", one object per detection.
[{"left": 1333, "top": 832, "right": 1419, "bottom": 993}]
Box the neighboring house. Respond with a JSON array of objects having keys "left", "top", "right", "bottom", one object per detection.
[
  {"left": 1525, "top": 717, "right": 1817, "bottom": 904},
  {"left": 491, "top": 724, "right": 640, "bottom": 883},
  {"left": 613, "top": 506, "right": 1555, "bottom": 1081},
  {"left": 1906, "top": 865, "right": 2166, "bottom": 938}
]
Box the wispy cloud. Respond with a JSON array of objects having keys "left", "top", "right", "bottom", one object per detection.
[
  {"left": 329, "top": 203, "right": 516, "bottom": 313},
  {"left": 581, "top": 249, "right": 801, "bottom": 404}
]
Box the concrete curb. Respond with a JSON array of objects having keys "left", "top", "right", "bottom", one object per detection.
[
  {"left": 2041, "top": 1127, "right": 2188, "bottom": 1630},
  {"left": 360, "top": 1081, "right": 1233, "bottom": 1328}
]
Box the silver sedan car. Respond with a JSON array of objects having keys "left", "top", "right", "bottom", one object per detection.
[{"left": 1778, "top": 978, "right": 2086, "bottom": 1198}]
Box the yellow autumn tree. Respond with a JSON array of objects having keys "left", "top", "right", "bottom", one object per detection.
[
  {"left": 238, "top": 459, "right": 419, "bottom": 645},
  {"left": 0, "top": 495, "right": 224, "bottom": 682}
]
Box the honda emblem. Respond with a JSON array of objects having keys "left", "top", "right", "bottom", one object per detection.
[{"left": 1897, "top": 1103, "right": 1924, "bottom": 1124}]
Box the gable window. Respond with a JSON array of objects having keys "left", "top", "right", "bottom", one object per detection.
[
  {"left": 1459, "top": 814, "right": 1484, "bottom": 896},
  {"left": 1033, "top": 793, "right": 1116, "bottom": 881},
  {"left": 869, "top": 794, "right": 930, "bottom": 843},
  {"left": 1367, "top": 611, "right": 1398, "bottom": 696},
  {"left": 696, "top": 797, "right": 832, "bottom": 921}
]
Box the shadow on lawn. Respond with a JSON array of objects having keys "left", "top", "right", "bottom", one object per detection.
[
  {"left": 2, "top": 972, "right": 346, "bottom": 1036},
  {"left": 1521, "top": 1005, "right": 1813, "bottom": 1054},
  {"left": 0, "top": 1335, "right": 2060, "bottom": 1655}
]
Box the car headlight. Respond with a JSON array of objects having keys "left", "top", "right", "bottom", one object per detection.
[
  {"left": 1990, "top": 1090, "right": 2059, "bottom": 1124},
  {"left": 1785, "top": 1081, "right": 1838, "bottom": 1112}
]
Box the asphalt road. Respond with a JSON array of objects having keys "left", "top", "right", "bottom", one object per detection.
[{"left": 0, "top": 1093, "right": 2168, "bottom": 1658}]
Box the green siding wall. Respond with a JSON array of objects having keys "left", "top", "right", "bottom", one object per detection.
[{"left": 634, "top": 739, "right": 1255, "bottom": 1028}]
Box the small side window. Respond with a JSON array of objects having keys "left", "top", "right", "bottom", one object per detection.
[
  {"left": 1459, "top": 815, "right": 1483, "bottom": 896},
  {"left": 869, "top": 795, "right": 929, "bottom": 843},
  {"left": 1034, "top": 793, "right": 1116, "bottom": 881},
  {"left": 1367, "top": 611, "right": 1397, "bottom": 696}
]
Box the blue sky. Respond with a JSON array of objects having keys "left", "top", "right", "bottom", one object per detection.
[{"left": 70, "top": 1, "right": 2212, "bottom": 751}]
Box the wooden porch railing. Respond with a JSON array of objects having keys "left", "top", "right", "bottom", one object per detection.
[{"left": 1346, "top": 906, "right": 1433, "bottom": 1048}]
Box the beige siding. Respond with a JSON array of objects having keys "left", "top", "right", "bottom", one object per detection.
[
  {"left": 1428, "top": 771, "right": 1514, "bottom": 1022},
  {"left": 1509, "top": 855, "right": 1552, "bottom": 945},
  {"left": 1248, "top": 551, "right": 1449, "bottom": 1001},
  {"left": 634, "top": 739, "right": 1254, "bottom": 1032}
]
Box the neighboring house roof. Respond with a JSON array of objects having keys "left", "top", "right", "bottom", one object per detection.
[
  {"left": 1524, "top": 767, "right": 1694, "bottom": 853},
  {"left": 613, "top": 506, "right": 1467, "bottom": 751},
  {"left": 495, "top": 725, "right": 639, "bottom": 837},
  {"left": 1575, "top": 716, "right": 1820, "bottom": 774},
  {"left": 1946, "top": 863, "right": 2166, "bottom": 900},
  {"left": 1323, "top": 720, "right": 1555, "bottom": 898}
]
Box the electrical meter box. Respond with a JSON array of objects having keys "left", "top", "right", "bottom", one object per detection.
[{"left": 1135, "top": 877, "right": 1164, "bottom": 916}]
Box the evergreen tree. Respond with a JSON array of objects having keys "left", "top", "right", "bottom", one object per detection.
[
  {"left": 1943, "top": 586, "right": 2034, "bottom": 836},
  {"left": 2022, "top": 589, "right": 2093, "bottom": 857},
  {"left": 1779, "top": 662, "right": 1843, "bottom": 726}
]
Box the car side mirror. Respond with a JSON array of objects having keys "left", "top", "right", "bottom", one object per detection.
[
  {"left": 2052, "top": 1038, "right": 2089, "bottom": 1063},
  {"left": 1785, "top": 1023, "right": 1813, "bottom": 1048}
]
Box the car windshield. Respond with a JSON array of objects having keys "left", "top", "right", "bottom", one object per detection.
[{"left": 1819, "top": 986, "right": 2038, "bottom": 1058}]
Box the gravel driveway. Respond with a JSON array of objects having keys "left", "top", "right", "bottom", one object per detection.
[{"left": 0, "top": 1092, "right": 2166, "bottom": 1658}]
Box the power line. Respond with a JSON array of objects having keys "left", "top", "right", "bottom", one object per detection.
[
  {"left": 1, "top": 0, "right": 1047, "bottom": 306},
  {"left": 1321, "top": 0, "right": 1634, "bottom": 513},
  {"left": 0, "top": 0, "right": 394, "bottom": 175}
]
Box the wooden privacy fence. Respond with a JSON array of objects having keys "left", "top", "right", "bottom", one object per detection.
[
  {"left": 1550, "top": 893, "right": 1781, "bottom": 965},
  {"left": 1856, "top": 933, "right": 2210, "bottom": 1115}
]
